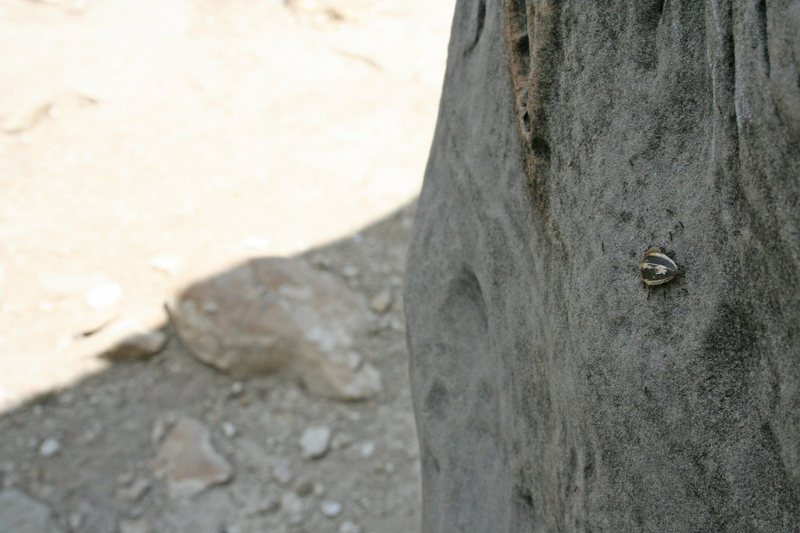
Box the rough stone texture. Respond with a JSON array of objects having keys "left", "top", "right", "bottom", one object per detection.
[
  {"left": 0, "top": 489, "right": 62, "bottom": 533},
  {"left": 169, "top": 257, "right": 382, "bottom": 400},
  {"left": 405, "top": 1, "right": 800, "bottom": 531},
  {"left": 150, "top": 417, "right": 233, "bottom": 499}
]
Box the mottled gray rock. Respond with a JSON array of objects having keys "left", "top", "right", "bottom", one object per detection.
[
  {"left": 169, "top": 257, "right": 382, "bottom": 400},
  {"left": 405, "top": 1, "right": 800, "bottom": 532},
  {"left": 150, "top": 417, "right": 232, "bottom": 498},
  {"left": 0, "top": 489, "right": 62, "bottom": 533}
]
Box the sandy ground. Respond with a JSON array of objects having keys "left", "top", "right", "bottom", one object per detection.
[
  {"left": 0, "top": 0, "right": 451, "bottom": 409},
  {"left": 0, "top": 0, "right": 453, "bottom": 530}
]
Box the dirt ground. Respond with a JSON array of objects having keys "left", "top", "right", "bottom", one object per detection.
[{"left": 0, "top": 0, "right": 453, "bottom": 531}]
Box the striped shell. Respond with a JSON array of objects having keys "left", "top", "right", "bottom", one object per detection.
[{"left": 639, "top": 247, "right": 677, "bottom": 286}]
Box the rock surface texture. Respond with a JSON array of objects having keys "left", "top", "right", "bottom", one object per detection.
[
  {"left": 170, "top": 257, "right": 382, "bottom": 401},
  {"left": 405, "top": 1, "right": 800, "bottom": 532},
  {"left": 0, "top": 489, "right": 62, "bottom": 533}
]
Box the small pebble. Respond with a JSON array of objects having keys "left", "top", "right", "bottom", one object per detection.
[
  {"left": 320, "top": 500, "right": 342, "bottom": 518},
  {"left": 299, "top": 426, "right": 331, "bottom": 459},
  {"left": 39, "top": 438, "right": 60, "bottom": 457},
  {"left": 293, "top": 479, "right": 313, "bottom": 497},
  {"left": 342, "top": 265, "right": 359, "bottom": 278},
  {"left": 85, "top": 283, "right": 122, "bottom": 309},
  {"left": 359, "top": 441, "right": 376, "bottom": 458},
  {"left": 281, "top": 491, "right": 302, "bottom": 514},
  {"left": 272, "top": 462, "right": 294, "bottom": 486},
  {"left": 339, "top": 520, "right": 362, "bottom": 533},
  {"left": 68, "top": 512, "right": 84, "bottom": 530},
  {"left": 369, "top": 289, "right": 392, "bottom": 314},
  {"left": 222, "top": 422, "right": 237, "bottom": 438}
]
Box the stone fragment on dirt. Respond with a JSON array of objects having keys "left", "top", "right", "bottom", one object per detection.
[
  {"left": 369, "top": 289, "right": 392, "bottom": 314},
  {"left": 151, "top": 413, "right": 177, "bottom": 445},
  {"left": 320, "top": 499, "right": 342, "bottom": 518},
  {"left": 272, "top": 461, "right": 294, "bottom": 486},
  {"left": 71, "top": 309, "right": 169, "bottom": 362},
  {"left": 281, "top": 491, "right": 304, "bottom": 521},
  {"left": 39, "top": 437, "right": 61, "bottom": 457},
  {"left": 84, "top": 282, "right": 123, "bottom": 310},
  {"left": 339, "top": 520, "right": 362, "bottom": 533},
  {"left": 95, "top": 319, "right": 169, "bottom": 362},
  {"left": 341, "top": 265, "right": 360, "bottom": 278},
  {"left": 169, "top": 256, "right": 381, "bottom": 400},
  {"left": 116, "top": 478, "right": 150, "bottom": 502},
  {"left": 293, "top": 478, "right": 314, "bottom": 497},
  {"left": 221, "top": 422, "right": 236, "bottom": 438},
  {"left": 0, "top": 489, "right": 62, "bottom": 533},
  {"left": 299, "top": 425, "right": 331, "bottom": 459},
  {"left": 359, "top": 440, "right": 376, "bottom": 458},
  {"left": 150, "top": 417, "right": 232, "bottom": 498}
]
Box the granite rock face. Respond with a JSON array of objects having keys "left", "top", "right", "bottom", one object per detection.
[{"left": 405, "top": 1, "right": 800, "bottom": 531}]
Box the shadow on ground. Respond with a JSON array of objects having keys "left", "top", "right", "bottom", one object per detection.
[{"left": 0, "top": 201, "right": 420, "bottom": 533}]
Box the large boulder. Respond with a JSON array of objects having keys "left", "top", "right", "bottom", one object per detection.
[{"left": 405, "top": 1, "right": 800, "bottom": 531}]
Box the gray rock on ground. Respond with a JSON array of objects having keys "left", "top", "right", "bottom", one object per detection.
[
  {"left": 405, "top": 1, "right": 800, "bottom": 531},
  {"left": 0, "top": 489, "right": 62, "bottom": 533},
  {"left": 169, "top": 256, "right": 382, "bottom": 400},
  {"left": 150, "top": 416, "right": 233, "bottom": 499},
  {"left": 299, "top": 425, "right": 332, "bottom": 459}
]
